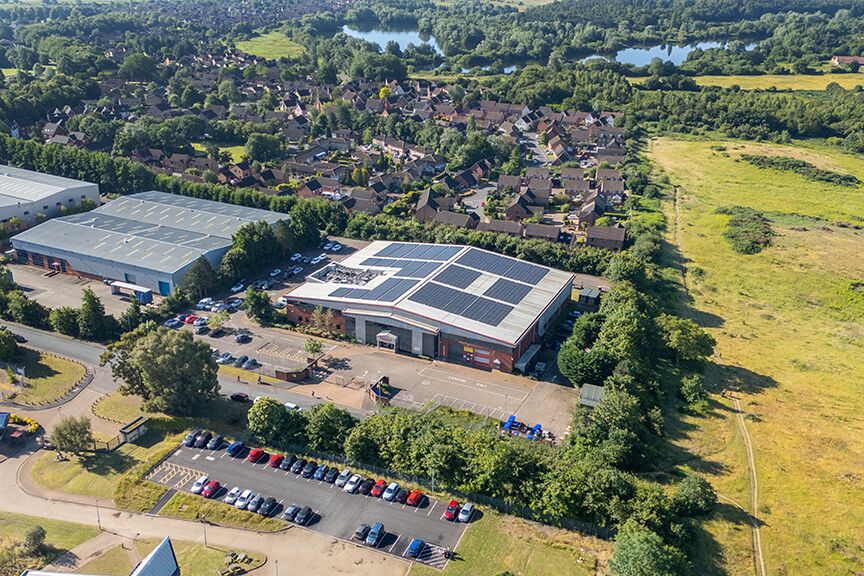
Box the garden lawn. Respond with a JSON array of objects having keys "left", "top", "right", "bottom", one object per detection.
[
  {"left": 92, "top": 391, "right": 147, "bottom": 423},
  {"left": 410, "top": 511, "right": 610, "bottom": 576},
  {"left": 190, "top": 142, "right": 245, "bottom": 164},
  {"left": 0, "top": 349, "right": 85, "bottom": 405},
  {"left": 651, "top": 136, "right": 864, "bottom": 576},
  {"left": 235, "top": 31, "right": 305, "bottom": 59}
]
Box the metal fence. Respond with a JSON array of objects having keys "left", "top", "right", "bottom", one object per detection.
[{"left": 89, "top": 434, "right": 124, "bottom": 453}]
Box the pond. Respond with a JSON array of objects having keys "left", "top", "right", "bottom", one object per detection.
[
  {"left": 583, "top": 41, "right": 757, "bottom": 67},
  {"left": 342, "top": 25, "right": 443, "bottom": 56}
]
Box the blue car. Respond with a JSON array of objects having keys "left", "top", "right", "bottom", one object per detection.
[
  {"left": 407, "top": 538, "right": 425, "bottom": 558},
  {"left": 313, "top": 464, "right": 329, "bottom": 481},
  {"left": 226, "top": 440, "right": 245, "bottom": 457},
  {"left": 365, "top": 522, "right": 385, "bottom": 547},
  {"left": 163, "top": 318, "right": 182, "bottom": 329}
]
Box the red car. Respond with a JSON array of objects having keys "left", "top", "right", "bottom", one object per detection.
[
  {"left": 370, "top": 479, "right": 387, "bottom": 497},
  {"left": 268, "top": 454, "right": 284, "bottom": 468},
  {"left": 406, "top": 489, "right": 424, "bottom": 507},
  {"left": 201, "top": 480, "right": 221, "bottom": 498},
  {"left": 443, "top": 499, "right": 460, "bottom": 521},
  {"left": 183, "top": 315, "right": 199, "bottom": 324},
  {"left": 247, "top": 448, "right": 267, "bottom": 463}
]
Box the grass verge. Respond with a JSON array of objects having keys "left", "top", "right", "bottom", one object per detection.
[
  {"left": 158, "top": 492, "right": 284, "bottom": 532},
  {"left": 0, "top": 511, "right": 99, "bottom": 574},
  {"left": 0, "top": 349, "right": 85, "bottom": 405}
]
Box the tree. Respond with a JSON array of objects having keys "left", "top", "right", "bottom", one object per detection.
[
  {"left": 100, "top": 322, "right": 156, "bottom": 399},
  {"left": 243, "top": 287, "right": 273, "bottom": 324},
  {"left": 52, "top": 415, "right": 93, "bottom": 457},
  {"left": 304, "top": 403, "right": 356, "bottom": 453},
  {"left": 4, "top": 291, "right": 49, "bottom": 327},
  {"left": 673, "top": 473, "right": 717, "bottom": 516},
  {"left": 247, "top": 397, "right": 289, "bottom": 445},
  {"left": 49, "top": 306, "right": 80, "bottom": 337},
  {"left": 244, "top": 133, "right": 282, "bottom": 163},
  {"left": 22, "top": 526, "right": 46, "bottom": 556},
  {"left": 608, "top": 521, "right": 687, "bottom": 576},
  {"left": 657, "top": 314, "right": 715, "bottom": 363},
  {"left": 119, "top": 53, "right": 157, "bottom": 81},
  {"left": 207, "top": 310, "right": 230, "bottom": 332},
  {"left": 304, "top": 338, "right": 323, "bottom": 357},
  {"left": 77, "top": 288, "right": 110, "bottom": 341},
  {"left": 0, "top": 328, "right": 18, "bottom": 361},
  {"left": 118, "top": 298, "right": 142, "bottom": 332},
  {"left": 183, "top": 256, "right": 219, "bottom": 298},
  {"left": 131, "top": 328, "right": 219, "bottom": 414},
  {"left": 558, "top": 340, "right": 617, "bottom": 385},
  {"left": 679, "top": 374, "right": 707, "bottom": 411}
]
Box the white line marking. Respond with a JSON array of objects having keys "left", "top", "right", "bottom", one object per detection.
[
  {"left": 191, "top": 454, "right": 200, "bottom": 461},
  {"left": 427, "top": 500, "right": 438, "bottom": 517},
  {"left": 205, "top": 456, "right": 215, "bottom": 461},
  {"left": 388, "top": 534, "right": 401, "bottom": 553}
]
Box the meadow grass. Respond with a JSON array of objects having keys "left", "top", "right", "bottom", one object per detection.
[
  {"left": 693, "top": 73, "right": 864, "bottom": 90},
  {"left": 650, "top": 136, "right": 864, "bottom": 575},
  {"left": 190, "top": 142, "right": 245, "bottom": 164},
  {"left": 235, "top": 31, "right": 305, "bottom": 59}
]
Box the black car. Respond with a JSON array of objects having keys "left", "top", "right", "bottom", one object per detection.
[
  {"left": 353, "top": 523, "right": 370, "bottom": 541},
  {"left": 11, "top": 332, "right": 27, "bottom": 343},
  {"left": 205, "top": 435, "right": 224, "bottom": 450},
  {"left": 301, "top": 460, "right": 318, "bottom": 478},
  {"left": 183, "top": 429, "right": 202, "bottom": 447},
  {"left": 258, "top": 497, "right": 278, "bottom": 517},
  {"left": 279, "top": 454, "right": 297, "bottom": 471},
  {"left": 193, "top": 431, "right": 212, "bottom": 448},
  {"left": 235, "top": 333, "right": 252, "bottom": 344},
  {"left": 282, "top": 503, "right": 301, "bottom": 521},
  {"left": 324, "top": 468, "right": 340, "bottom": 483},
  {"left": 294, "top": 506, "right": 314, "bottom": 525},
  {"left": 290, "top": 458, "right": 307, "bottom": 474},
  {"left": 232, "top": 355, "right": 249, "bottom": 368},
  {"left": 395, "top": 488, "right": 409, "bottom": 504},
  {"left": 358, "top": 479, "right": 375, "bottom": 495},
  {"left": 247, "top": 495, "right": 265, "bottom": 514}
]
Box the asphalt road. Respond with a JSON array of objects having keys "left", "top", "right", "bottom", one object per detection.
[{"left": 162, "top": 444, "right": 468, "bottom": 567}]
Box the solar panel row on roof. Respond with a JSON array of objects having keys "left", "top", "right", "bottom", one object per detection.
[
  {"left": 433, "top": 264, "right": 481, "bottom": 289},
  {"left": 407, "top": 282, "right": 514, "bottom": 326},
  {"left": 456, "top": 248, "right": 549, "bottom": 285},
  {"left": 483, "top": 278, "right": 533, "bottom": 304},
  {"left": 375, "top": 243, "right": 461, "bottom": 261},
  {"left": 328, "top": 279, "right": 418, "bottom": 302}
]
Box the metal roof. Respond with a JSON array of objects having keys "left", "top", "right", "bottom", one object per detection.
[
  {"left": 288, "top": 241, "right": 574, "bottom": 346},
  {"left": 0, "top": 164, "right": 94, "bottom": 207},
  {"left": 131, "top": 537, "right": 180, "bottom": 576},
  {"left": 12, "top": 191, "right": 284, "bottom": 275}
]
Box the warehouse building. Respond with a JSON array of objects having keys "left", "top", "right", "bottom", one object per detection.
[
  {"left": 11, "top": 190, "right": 283, "bottom": 295},
  {"left": 0, "top": 165, "right": 100, "bottom": 225},
  {"left": 285, "top": 241, "right": 574, "bottom": 372}
]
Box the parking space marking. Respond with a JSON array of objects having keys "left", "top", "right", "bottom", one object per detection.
[
  {"left": 205, "top": 456, "right": 215, "bottom": 461},
  {"left": 427, "top": 500, "right": 438, "bottom": 517},
  {"left": 388, "top": 534, "right": 401, "bottom": 553}
]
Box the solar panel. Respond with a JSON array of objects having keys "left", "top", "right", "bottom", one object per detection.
[
  {"left": 484, "top": 278, "right": 532, "bottom": 304},
  {"left": 462, "top": 298, "right": 513, "bottom": 326},
  {"left": 329, "top": 287, "right": 354, "bottom": 298},
  {"left": 507, "top": 260, "right": 549, "bottom": 284},
  {"left": 407, "top": 283, "right": 513, "bottom": 326},
  {"left": 433, "top": 265, "right": 481, "bottom": 289},
  {"left": 456, "top": 248, "right": 548, "bottom": 284},
  {"left": 379, "top": 278, "right": 418, "bottom": 300},
  {"left": 360, "top": 278, "right": 403, "bottom": 300},
  {"left": 374, "top": 243, "right": 461, "bottom": 261},
  {"left": 375, "top": 243, "right": 402, "bottom": 257}
]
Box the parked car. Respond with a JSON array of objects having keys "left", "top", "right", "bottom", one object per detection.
[
  {"left": 247, "top": 495, "right": 265, "bottom": 513},
  {"left": 201, "top": 480, "right": 221, "bottom": 498},
  {"left": 268, "top": 454, "right": 284, "bottom": 468},
  {"left": 223, "top": 486, "right": 242, "bottom": 505},
  {"left": 290, "top": 253, "right": 302, "bottom": 262},
  {"left": 235, "top": 333, "right": 252, "bottom": 344},
  {"left": 279, "top": 454, "right": 297, "bottom": 471},
  {"left": 259, "top": 497, "right": 278, "bottom": 517},
  {"left": 290, "top": 458, "right": 307, "bottom": 474},
  {"left": 269, "top": 268, "right": 282, "bottom": 277},
  {"left": 324, "top": 468, "right": 340, "bottom": 483},
  {"left": 206, "top": 435, "right": 224, "bottom": 450},
  {"left": 301, "top": 461, "right": 318, "bottom": 478},
  {"left": 226, "top": 441, "right": 245, "bottom": 457},
  {"left": 382, "top": 482, "right": 400, "bottom": 501},
  {"left": 229, "top": 392, "right": 249, "bottom": 402},
  {"left": 294, "top": 506, "right": 314, "bottom": 525},
  {"left": 235, "top": 489, "right": 255, "bottom": 510},
  {"left": 331, "top": 243, "right": 342, "bottom": 252},
  {"left": 444, "top": 499, "right": 460, "bottom": 521},
  {"left": 282, "top": 503, "right": 301, "bottom": 521},
  {"left": 183, "top": 315, "right": 199, "bottom": 325},
  {"left": 215, "top": 352, "right": 233, "bottom": 365},
  {"left": 407, "top": 538, "right": 425, "bottom": 558},
  {"left": 242, "top": 358, "right": 258, "bottom": 370},
  {"left": 163, "top": 318, "right": 182, "bottom": 329},
  {"left": 353, "top": 523, "right": 370, "bottom": 541},
  {"left": 196, "top": 298, "right": 214, "bottom": 310},
  {"left": 292, "top": 266, "right": 304, "bottom": 275},
  {"left": 343, "top": 474, "right": 363, "bottom": 493},
  {"left": 190, "top": 475, "right": 209, "bottom": 494},
  {"left": 194, "top": 325, "right": 209, "bottom": 335},
  {"left": 365, "top": 522, "right": 385, "bottom": 547},
  {"left": 395, "top": 488, "right": 409, "bottom": 504},
  {"left": 10, "top": 332, "right": 27, "bottom": 343},
  {"left": 246, "top": 448, "right": 267, "bottom": 463},
  {"left": 193, "top": 316, "right": 209, "bottom": 326},
  {"left": 323, "top": 242, "right": 334, "bottom": 251},
  {"left": 406, "top": 489, "right": 424, "bottom": 506},
  {"left": 209, "top": 328, "right": 225, "bottom": 338},
  {"left": 284, "top": 402, "right": 301, "bottom": 412},
  {"left": 458, "top": 502, "right": 475, "bottom": 523},
  {"left": 233, "top": 355, "right": 249, "bottom": 368},
  {"left": 358, "top": 479, "right": 375, "bottom": 495},
  {"left": 370, "top": 479, "right": 387, "bottom": 497},
  {"left": 313, "top": 464, "right": 329, "bottom": 481},
  {"left": 230, "top": 283, "right": 245, "bottom": 293},
  {"left": 335, "top": 469, "right": 353, "bottom": 488},
  {"left": 532, "top": 362, "right": 547, "bottom": 379},
  {"left": 183, "top": 429, "right": 202, "bottom": 447}
]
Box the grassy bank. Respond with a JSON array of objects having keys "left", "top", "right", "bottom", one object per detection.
[
  {"left": 650, "top": 136, "right": 864, "bottom": 575},
  {"left": 0, "top": 349, "right": 85, "bottom": 405},
  {"left": 158, "top": 492, "right": 283, "bottom": 532},
  {"left": 0, "top": 511, "right": 99, "bottom": 575}
]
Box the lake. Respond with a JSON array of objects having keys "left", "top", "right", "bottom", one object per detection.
[
  {"left": 342, "top": 25, "right": 443, "bottom": 56},
  {"left": 584, "top": 41, "right": 757, "bottom": 67}
]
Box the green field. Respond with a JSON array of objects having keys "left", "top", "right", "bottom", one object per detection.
[
  {"left": 0, "top": 349, "right": 86, "bottom": 405},
  {"left": 235, "top": 31, "right": 305, "bottom": 59},
  {"left": 411, "top": 511, "right": 610, "bottom": 576},
  {"left": 694, "top": 73, "right": 864, "bottom": 90},
  {"left": 1, "top": 67, "right": 18, "bottom": 77},
  {"left": 0, "top": 511, "right": 99, "bottom": 572},
  {"left": 191, "top": 142, "right": 245, "bottom": 164},
  {"left": 650, "top": 137, "right": 864, "bottom": 575}
]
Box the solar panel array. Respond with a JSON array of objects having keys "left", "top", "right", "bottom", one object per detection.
[
  {"left": 408, "top": 283, "right": 513, "bottom": 327},
  {"left": 360, "top": 257, "right": 442, "bottom": 278},
  {"left": 483, "top": 278, "right": 533, "bottom": 304},
  {"left": 375, "top": 243, "right": 462, "bottom": 261},
  {"left": 328, "top": 278, "right": 418, "bottom": 301},
  {"left": 433, "top": 265, "right": 481, "bottom": 289},
  {"left": 456, "top": 248, "right": 549, "bottom": 285}
]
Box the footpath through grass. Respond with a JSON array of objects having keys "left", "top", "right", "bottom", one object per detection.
[
  {"left": 235, "top": 31, "right": 305, "bottom": 59},
  {"left": 0, "top": 349, "right": 85, "bottom": 405},
  {"left": 650, "top": 136, "right": 864, "bottom": 576},
  {"left": 0, "top": 511, "right": 99, "bottom": 575}
]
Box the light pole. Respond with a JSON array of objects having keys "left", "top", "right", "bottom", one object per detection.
[
  {"left": 202, "top": 514, "right": 208, "bottom": 548},
  {"left": 95, "top": 498, "right": 102, "bottom": 530}
]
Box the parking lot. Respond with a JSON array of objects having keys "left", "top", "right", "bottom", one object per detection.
[{"left": 151, "top": 442, "right": 469, "bottom": 569}]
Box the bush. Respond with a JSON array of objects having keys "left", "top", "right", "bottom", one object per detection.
[{"left": 716, "top": 206, "right": 774, "bottom": 254}]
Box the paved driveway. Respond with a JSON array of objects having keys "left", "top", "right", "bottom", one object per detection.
[{"left": 157, "top": 444, "right": 469, "bottom": 569}]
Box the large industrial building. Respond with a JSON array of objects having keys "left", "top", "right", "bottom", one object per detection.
[
  {"left": 286, "top": 241, "right": 574, "bottom": 372},
  {"left": 0, "top": 165, "right": 100, "bottom": 225},
  {"left": 11, "top": 190, "right": 283, "bottom": 295}
]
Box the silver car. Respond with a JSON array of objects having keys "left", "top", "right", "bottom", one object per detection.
[
  {"left": 223, "top": 486, "right": 242, "bottom": 505},
  {"left": 235, "top": 489, "right": 255, "bottom": 509}
]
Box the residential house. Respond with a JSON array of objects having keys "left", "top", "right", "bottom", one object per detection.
[
  {"left": 585, "top": 226, "right": 627, "bottom": 252},
  {"left": 434, "top": 210, "right": 479, "bottom": 229}
]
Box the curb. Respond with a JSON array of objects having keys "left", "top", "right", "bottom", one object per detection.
[{"left": 1, "top": 353, "right": 94, "bottom": 411}]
